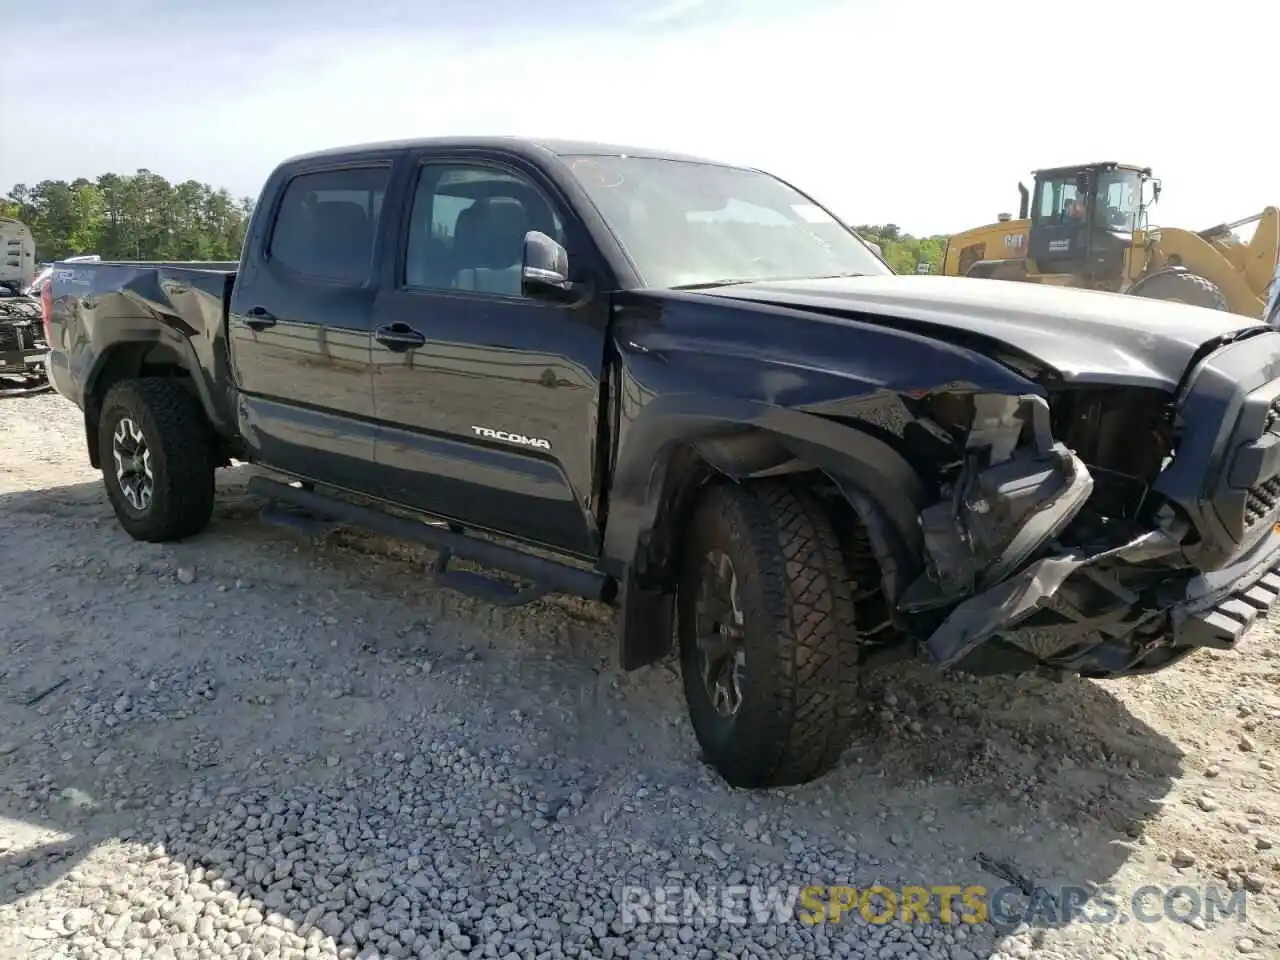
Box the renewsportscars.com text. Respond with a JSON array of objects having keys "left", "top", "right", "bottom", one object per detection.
[{"left": 617, "top": 883, "right": 1249, "bottom": 928}]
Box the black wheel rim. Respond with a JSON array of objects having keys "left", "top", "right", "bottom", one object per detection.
[
  {"left": 111, "top": 416, "right": 153, "bottom": 511},
  {"left": 694, "top": 549, "right": 746, "bottom": 717}
]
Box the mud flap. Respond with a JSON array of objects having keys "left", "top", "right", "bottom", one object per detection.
[{"left": 923, "top": 527, "right": 1184, "bottom": 669}]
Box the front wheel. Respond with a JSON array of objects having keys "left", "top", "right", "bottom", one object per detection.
[
  {"left": 676, "top": 482, "right": 864, "bottom": 788},
  {"left": 1130, "top": 271, "right": 1228, "bottom": 310},
  {"left": 98, "top": 378, "right": 215, "bottom": 542}
]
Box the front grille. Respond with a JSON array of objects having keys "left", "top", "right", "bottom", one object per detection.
[
  {"left": 1265, "top": 397, "right": 1280, "bottom": 435},
  {"left": 1160, "top": 332, "right": 1280, "bottom": 571},
  {"left": 1246, "top": 476, "right": 1280, "bottom": 527},
  {"left": 0, "top": 325, "right": 20, "bottom": 352},
  {"left": 1244, "top": 398, "right": 1280, "bottom": 528}
]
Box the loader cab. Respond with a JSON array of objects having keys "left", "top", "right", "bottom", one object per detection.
[{"left": 1028, "top": 162, "right": 1150, "bottom": 284}]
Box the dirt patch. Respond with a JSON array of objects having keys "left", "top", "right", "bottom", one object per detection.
[{"left": 0, "top": 392, "right": 1276, "bottom": 960}]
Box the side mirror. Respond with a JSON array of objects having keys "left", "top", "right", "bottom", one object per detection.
[
  {"left": 521, "top": 231, "right": 573, "bottom": 300},
  {"left": 866, "top": 240, "right": 883, "bottom": 258}
]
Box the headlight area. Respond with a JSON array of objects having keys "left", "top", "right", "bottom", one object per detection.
[{"left": 898, "top": 388, "right": 1196, "bottom": 679}]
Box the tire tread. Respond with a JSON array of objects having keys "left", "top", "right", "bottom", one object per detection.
[
  {"left": 99, "top": 377, "right": 215, "bottom": 542},
  {"left": 681, "top": 481, "right": 864, "bottom": 787}
]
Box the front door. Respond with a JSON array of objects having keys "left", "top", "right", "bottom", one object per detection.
[
  {"left": 369, "top": 155, "right": 610, "bottom": 558},
  {"left": 1028, "top": 170, "right": 1091, "bottom": 276},
  {"left": 228, "top": 161, "right": 393, "bottom": 492}
]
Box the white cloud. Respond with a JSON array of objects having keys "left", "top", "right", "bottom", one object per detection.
[
  {"left": 2, "top": 0, "right": 1276, "bottom": 235},
  {"left": 639, "top": 0, "right": 710, "bottom": 23}
]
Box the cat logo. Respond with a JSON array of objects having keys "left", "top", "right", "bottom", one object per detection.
[{"left": 1002, "top": 234, "right": 1025, "bottom": 250}]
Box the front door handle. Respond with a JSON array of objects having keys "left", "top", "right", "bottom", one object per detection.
[
  {"left": 375, "top": 322, "right": 426, "bottom": 352},
  {"left": 244, "top": 306, "right": 277, "bottom": 331}
]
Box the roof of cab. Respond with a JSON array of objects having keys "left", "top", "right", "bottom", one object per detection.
[
  {"left": 1033, "top": 161, "right": 1152, "bottom": 177},
  {"left": 278, "top": 136, "right": 742, "bottom": 170}
]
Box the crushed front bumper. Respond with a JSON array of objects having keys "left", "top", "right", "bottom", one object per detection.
[
  {"left": 922, "top": 518, "right": 1280, "bottom": 677},
  {"left": 1173, "top": 526, "right": 1280, "bottom": 649}
]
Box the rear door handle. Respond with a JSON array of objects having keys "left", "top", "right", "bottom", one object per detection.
[
  {"left": 244, "top": 306, "right": 277, "bottom": 331},
  {"left": 375, "top": 322, "right": 426, "bottom": 352}
]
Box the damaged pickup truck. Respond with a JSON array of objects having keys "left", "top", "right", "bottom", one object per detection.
[{"left": 41, "top": 137, "right": 1280, "bottom": 788}]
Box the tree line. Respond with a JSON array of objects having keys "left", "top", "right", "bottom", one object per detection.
[
  {"left": 2, "top": 171, "right": 946, "bottom": 273},
  {"left": 854, "top": 223, "right": 948, "bottom": 274},
  {"left": 1, "top": 171, "right": 254, "bottom": 264}
]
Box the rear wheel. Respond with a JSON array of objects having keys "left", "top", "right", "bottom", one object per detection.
[
  {"left": 98, "top": 378, "right": 215, "bottom": 542},
  {"left": 676, "top": 481, "right": 864, "bottom": 788},
  {"left": 1130, "top": 271, "right": 1228, "bottom": 310}
]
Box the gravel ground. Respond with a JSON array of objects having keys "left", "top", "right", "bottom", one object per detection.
[{"left": 0, "top": 391, "right": 1277, "bottom": 960}]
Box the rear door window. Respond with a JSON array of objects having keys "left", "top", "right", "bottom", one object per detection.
[{"left": 268, "top": 166, "right": 390, "bottom": 284}]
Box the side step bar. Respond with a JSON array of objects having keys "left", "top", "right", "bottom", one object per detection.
[{"left": 247, "top": 476, "right": 615, "bottom": 607}]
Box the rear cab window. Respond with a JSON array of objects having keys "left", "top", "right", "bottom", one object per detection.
[{"left": 268, "top": 166, "right": 391, "bottom": 285}]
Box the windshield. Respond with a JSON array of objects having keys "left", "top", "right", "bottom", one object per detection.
[
  {"left": 563, "top": 155, "right": 890, "bottom": 288},
  {"left": 1094, "top": 169, "right": 1142, "bottom": 232},
  {"left": 1033, "top": 168, "right": 1143, "bottom": 232}
]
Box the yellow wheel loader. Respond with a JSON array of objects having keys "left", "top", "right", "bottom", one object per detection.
[{"left": 939, "top": 162, "right": 1279, "bottom": 317}]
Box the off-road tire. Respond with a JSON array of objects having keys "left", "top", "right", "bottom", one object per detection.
[
  {"left": 98, "top": 378, "right": 215, "bottom": 542},
  {"left": 677, "top": 481, "right": 863, "bottom": 788},
  {"left": 1131, "top": 271, "right": 1228, "bottom": 311}
]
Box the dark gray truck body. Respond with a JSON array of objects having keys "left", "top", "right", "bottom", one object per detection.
[{"left": 40, "top": 136, "right": 1280, "bottom": 786}]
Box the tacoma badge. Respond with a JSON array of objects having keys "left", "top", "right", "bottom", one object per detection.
[{"left": 471, "top": 426, "right": 552, "bottom": 450}]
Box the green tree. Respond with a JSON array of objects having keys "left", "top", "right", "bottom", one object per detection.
[
  {"left": 4, "top": 170, "right": 252, "bottom": 263},
  {"left": 855, "top": 224, "right": 949, "bottom": 275}
]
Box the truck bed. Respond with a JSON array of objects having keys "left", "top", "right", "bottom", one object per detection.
[
  {"left": 45, "top": 261, "right": 239, "bottom": 426},
  {"left": 52, "top": 260, "right": 236, "bottom": 338}
]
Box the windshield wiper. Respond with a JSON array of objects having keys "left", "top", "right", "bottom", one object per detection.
[
  {"left": 669, "top": 278, "right": 758, "bottom": 290},
  {"left": 670, "top": 272, "right": 868, "bottom": 291}
]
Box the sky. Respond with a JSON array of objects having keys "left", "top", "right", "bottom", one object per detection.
[{"left": 2, "top": 0, "right": 1275, "bottom": 237}]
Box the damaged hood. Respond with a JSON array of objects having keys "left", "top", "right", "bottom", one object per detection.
[{"left": 691, "top": 274, "right": 1265, "bottom": 390}]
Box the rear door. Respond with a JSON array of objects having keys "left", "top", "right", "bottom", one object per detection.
[
  {"left": 369, "top": 151, "right": 611, "bottom": 558},
  {"left": 228, "top": 159, "right": 395, "bottom": 492}
]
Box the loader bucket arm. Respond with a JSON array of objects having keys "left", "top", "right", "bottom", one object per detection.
[
  {"left": 1146, "top": 226, "right": 1269, "bottom": 317},
  {"left": 1243, "top": 207, "right": 1280, "bottom": 297}
]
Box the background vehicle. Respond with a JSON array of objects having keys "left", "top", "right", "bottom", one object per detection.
[
  {"left": 1, "top": 217, "right": 37, "bottom": 295},
  {"left": 0, "top": 217, "right": 49, "bottom": 394},
  {"left": 42, "top": 137, "right": 1280, "bottom": 789},
  {"left": 940, "top": 161, "right": 1280, "bottom": 315}
]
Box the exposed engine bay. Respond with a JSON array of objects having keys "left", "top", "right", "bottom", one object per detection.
[{"left": 891, "top": 385, "right": 1231, "bottom": 679}]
